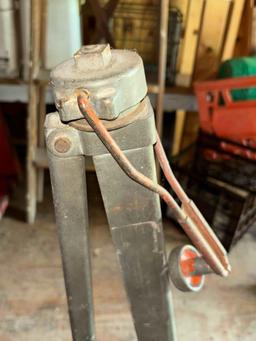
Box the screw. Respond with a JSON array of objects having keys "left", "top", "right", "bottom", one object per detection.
[{"left": 54, "top": 137, "right": 71, "bottom": 153}]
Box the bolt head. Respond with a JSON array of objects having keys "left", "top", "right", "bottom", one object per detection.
[
  {"left": 54, "top": 137, "right": 71, "bottom": 153},
  {"left": 74, "top": 44, "right": 112, "bottom": 71}
]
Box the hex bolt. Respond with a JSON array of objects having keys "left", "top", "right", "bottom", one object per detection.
[
  {"left": 54, "top": 137, "right": 71, "bottom": 153},
  {"left": 73, "top": 44, "right": 112, "bottom": 71}
]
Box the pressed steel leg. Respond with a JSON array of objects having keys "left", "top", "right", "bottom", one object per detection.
[
  {"left": 94, "top": 146, "right": 176, "bottom": 341},
  {"left": 48, "top": 154, "right": 95, "bottom": 341}
]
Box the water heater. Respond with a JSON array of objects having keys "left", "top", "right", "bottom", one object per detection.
[{"left": 0, "top": 0, "right": 18, "bottom": 77}]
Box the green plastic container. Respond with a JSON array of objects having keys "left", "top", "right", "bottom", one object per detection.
[{"left": 218, "top": 57, "right": 256, "bottom": 101}]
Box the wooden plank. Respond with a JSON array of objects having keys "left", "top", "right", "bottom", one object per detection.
[
  {"left": 31, "top": 0, "right": 42, "bottom": 78},
  {"left": 175, "top": 0, "right": 205, "bottom": 87},
  {"left": 172, "top": 109, "right": 186, "bottom": 156},
  {"left": 173, "top": 111, "right": 199, "bottom": 164},
  {"left": 36, "top": 0, "right": 48, "bottom": 203},
  {"left": 39, "top": 0, "right": 48, "bottom": 69},
  {"left": 153, "top": 0, "right": 169, "bottom": 178},
  {"left": 194, "top": 0, "right": 231, "bottom": 80},
  {"left": 27, "top": 82, "right": 39, "bottom": 224},
  {"left": 233, "top": 0, "right": 254, "bottom": 57},
  {"left": 27, "top": 0, "right": 42, "bottom": 223},
  {"left": 251, "top": 4, "right": 256, "bottom": 52},
  {"left": 36, "top": 85, "right": 46, "bottom": 203},
  {"left": 222, "top": 0, "right": 246, "bottom": 60},
  {"left": 156, "top": 0, "right": 170, "bottom": 139}
]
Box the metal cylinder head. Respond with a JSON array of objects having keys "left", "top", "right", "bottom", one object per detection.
[{"left": 51, "top": 44, "right": 148, "bottom": 122}]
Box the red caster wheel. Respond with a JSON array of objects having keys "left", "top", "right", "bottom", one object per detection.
[{"left": 168, "top": 245, "right": 213, "bottom": 292}]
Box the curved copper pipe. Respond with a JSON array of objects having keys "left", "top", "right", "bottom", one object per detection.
[
  {"left": 154, "top": 134, "right": 230, "bottom": 271},
  {"left": 77, "top": 91, "right": 231, "bottom": 277}
]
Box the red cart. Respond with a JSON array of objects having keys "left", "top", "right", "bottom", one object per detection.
[{"left": 194, "top": 76, "right": 256, "bottom": 160}]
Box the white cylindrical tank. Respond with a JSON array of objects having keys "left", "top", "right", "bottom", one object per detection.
[
  {"left": 20, "top": 0, "right": 82, "bottom": 79},
  {"left": 45, "top": 0, "right": 82, "bottom": 69},
  {"left": 19, "top": 0, "right": 30, "bottom": 79},
  {"left": 0, "top": 0, "right": 18, "bottom": 77}
]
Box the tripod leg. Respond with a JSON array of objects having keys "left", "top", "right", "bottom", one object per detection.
[
  {"left": 94, "top": 145, "right": 176, "bottom": 341},
  {"left": 48, "top": 154, "right": 95, "bottom": 341}
]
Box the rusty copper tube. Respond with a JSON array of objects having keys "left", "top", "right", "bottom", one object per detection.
[
  {"left": 154, "top": 134, "right": 231, "bottom": 273},
  {"left": 77, "top": 91, "right": 230, "bottom": 277}
]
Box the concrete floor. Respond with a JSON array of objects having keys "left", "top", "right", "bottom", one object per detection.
[{"left": 0, "top": 174, "right": 256, "bottom": 341}]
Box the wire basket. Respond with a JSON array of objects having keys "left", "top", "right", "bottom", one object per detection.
[
  {"left": 113, "top": 2, "right": 182, "bottom": 84},
  {"left": 113, "top": 2, "right": 159, "bottom": 63}
]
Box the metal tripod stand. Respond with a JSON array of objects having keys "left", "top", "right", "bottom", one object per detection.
[{"left": 45, "top": 45, "right": 231, "bottom": 341}]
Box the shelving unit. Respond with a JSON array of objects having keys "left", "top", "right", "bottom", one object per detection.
[
  {"left": 24, "top": 0, "right": 173, "bottom": 223},
  {"left": 0, "top": 0, "right": 195, "bottom": 223}
]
